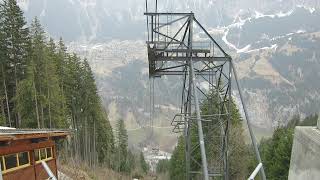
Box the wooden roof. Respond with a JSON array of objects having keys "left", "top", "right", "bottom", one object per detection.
[{"left": 0, "top": 129, "right": 70, "bottom": 142}]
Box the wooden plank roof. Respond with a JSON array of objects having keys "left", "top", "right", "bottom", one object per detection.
[{"left": 0, "top": 129, "right": 70, "bottom": 142}]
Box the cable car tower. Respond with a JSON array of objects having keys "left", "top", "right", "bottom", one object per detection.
[{"left": 144, "top": 1, "right": 266, "bottom": 180}]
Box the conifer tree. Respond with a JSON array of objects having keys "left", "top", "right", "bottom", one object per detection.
[
  {"left": 83, "top": 59, "right": 114, "bottom": 165},
  {"left": 115, "top": 118, "right": 129, "bottom": 172},
  {"left": 0, "top": 6, "right": 9, "bottom": 126},
  {"left": 255, "top": 115, "right": 318, "bottom": 180},
  {"left": 27, "top": 17, "right": 46, "bottom": 128},
  {"left": 169, "top": 136, "right": 186, "bottom": 180},
  {"left": 169, "top": 92, "right": 249, "bottom": 179},
  {"left": 140, "top": 152, "right": 149, "bottom": 174},
  {"left": 15, "top": 53, "right": 37, "bottom": 127},
  {"left": 45, "top": 38, "right": 67, "bottom": 128},
  {"left": 59, "top": 53, "right": 115, "bottom": 167},
  {"left": 0, "top": 3, "right": 116, "bottom": 171},
  {"left": 16, "top": 18, "right": 67, "bottom": 129},
  {"left": 56, "top": 38, "right": 68, "bottom": 100},
  {"left": 156, "top": 159, "right": 170, "bottom": 174},
  {"left": 1, "top": 0, "right": 29, "bottom": 127},
  {"left": 17, "top": 17, "right": 66, "bottom": 128}
]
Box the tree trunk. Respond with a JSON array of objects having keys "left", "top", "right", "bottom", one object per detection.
[
  {"left": 33, "top": 78, "right": 40, "bottom": 128},
  {"left": 88, "top": 123, "right": 91, "bottom": 167},
  {"left": 14, "top": 65, "right": 21, "bottom": 127},
  {"left": 41, "top": 105, "right": 44, "bottom": 128},
  {"left": 72, "top": 99, "right": 80, "bottom": 162},
  {"left": 85, "top": 116, "right": 88, "bottom": 164},
  {"left": 47, "top": 86, "right": 51, "bottom": 128},
  {"left": 93, "top": 120, "right": 96, "bottom": 169},
  {"left": 1, "top": 99, "right": 6, "bottom": 125},
  {"left": 46, "top": 62, "right": 52, "bottom": 128},
  {"left": 61, "top": 84, "right": 66, "bottom": 118},
  {"left": 39, "top": 86, "right": 44, "bottom": 128},
  {"left": 2, "top": 64, "right": 11, "bottom": 127},
  {"left": 48, "top": 98, "right": 52, "bottom": 128}
]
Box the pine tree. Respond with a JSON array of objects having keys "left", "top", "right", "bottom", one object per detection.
[
  {"left": 15, "top": 58, "right": 38, "bottom": 127},
  {"left": 59, "top": 52, "right": 115, "bottom": 168},
  {"left": 45, "top": 38, "right": 67, "bottom": 128},
  {"left": 16, "top": 17, "right": 46, "bottom": 128},
  {"left": 115, "top": 118, "right": 132, "bottom": 173},
  {"left": 55, "top": 38, "right": 70, "bottom": 125},
  {"left": 115, "top": 119, "right": 136, "bottom": 174},
  {"left": 95, "top": 108, "right": 114, "bottom": 166},
  {"left": 256, "top": 115, "right": 318, "bottom": 180},
  {"left": 63, "top": 53, "right": 84, "bottom": 163},
  {"left": 169, "top": 92, "right": 249, "bottom": 179},
  {"left": 140, "top": 152, "right": 149, "bottom": 174},
  {"left": 82, "top": 59, "right": 114, "bottom": 166},
  {"left": 0, "top": 6, "right": 9, "bottom": 126},
  {"left": 56, "top": 38, "right": 68, "bottom": 102},
  {"left": 16, "top": 18, "right": 68, "bottom": 129},
  {"left": 169, "top": 136, "right": 186, "bottom": 180},
  {"left": 156, "top": 159, "right": 170, "bottom": 173},
  {"left": 1, "top": 4, "right": 116, "bottom": 171},
  {"left": 1, "top": 0, "right": 29, "bottom": 127},
  {"left": 31, "top": 17, "right": 48, "bottom": 128}
]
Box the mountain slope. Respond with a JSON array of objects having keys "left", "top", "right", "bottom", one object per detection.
[
  {"left": 18, "top": 0, "right": 320, "bottom": 41},
  {"left": 19, "top": 0, "right": 320, "bottom": 149}
]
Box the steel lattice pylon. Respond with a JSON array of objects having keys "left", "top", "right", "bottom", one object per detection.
[{"left": 144, "top": 6, "right": 266, "bottom": 180}]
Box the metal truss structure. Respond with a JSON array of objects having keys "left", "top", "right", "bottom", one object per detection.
[{"left": 144, "top": 3, "right": 266, "bottom": 180}]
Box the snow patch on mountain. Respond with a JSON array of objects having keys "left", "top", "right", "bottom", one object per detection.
[
  {"left": 221, "top": 24, "right": 280, "bottom": 54},
  {"left": 221, "top": 28, "right": 252, "bottom": 53},
  {"left": 229, "top": 8, "right": 296, "bottom": 30},
  {"left": 267, "top": 29, "right": 306, "bottom": 42},
  {"left": 297, "top": 4, "right": 316, "bottom": 13},
  {"left": 276, "top": 10, "right": 294, "bottom": 17},
  {"left": 217, "top": 5, "right": 315, "bottom": 54},
  {"left": 296, "top": 29, "right": 306, "bottom": 33},
  {"left": 254, "top": 11, "right": 276, "bottom": 19},
  {"left": 254, "top": 9, "right": 294, "bottom": 19},
  {"left": 245, "top": 44, "right": 278, "bottom": 54}
]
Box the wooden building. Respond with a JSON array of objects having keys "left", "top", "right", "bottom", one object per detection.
[{"left": 0, "top": 128, "right": 69, "bottom": 180}]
